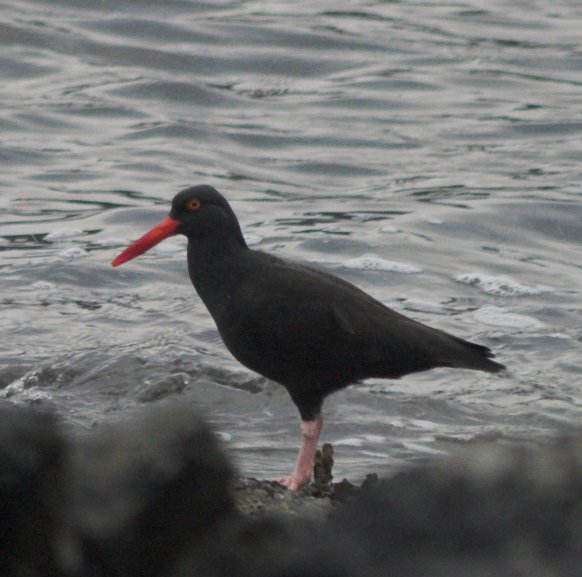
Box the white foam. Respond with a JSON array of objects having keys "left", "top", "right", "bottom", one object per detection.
[
  {"left": 402, "top": 441, "right": 445, "bottom": 455},
  {"left": 379, "top": 225, "right": 399, "bottom": 234},
  {"left": 343, "top": 254, "right": 422, "bottom": 274},
  {"left": 58, "top": 246, "right": 88, "bottom": 259},
  {"left": 455, "top": 272, "right": 551, "bottom": 296},
  {"left": 363, "top": 434, "right": 386, "bottom": 444},
  {"left": 403, "top": 299, "right": 449, "bottom": 315},
  {"left": 154, "top": 242, "right": 185, "bottom": 257},
  {"left": 335, "top": 437, "right": 365, "bottom": 447},
  {"left": 361, "top": 450, "right": 391, "bottom": 458},
  {"left": 1, "top": 379, "right": 25, "bottom": 398},
  {"left": 474, "top": 305, "right": 544, "bottom": 329},
  {"left": 244, "top": 233, "right": 263, "bottom": 246},
  {"left": 46, "top": 228, "right": 83, "bottom": 241},
  {"left": 33, "top": 281, "right": 56, "bottom": 290},
  {"left": 410, "top": 419, "right": 439, "bottom": 431},
  {"left": 0, "top": 378, "right": 52, "bottom": 401},
  {"left": 92, "top": 237, "right": 129, "bottom": 247}
]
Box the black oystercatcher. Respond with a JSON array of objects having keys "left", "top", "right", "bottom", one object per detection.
[{"left": 112, "top": 185, "right": 505, "bottom": 490}]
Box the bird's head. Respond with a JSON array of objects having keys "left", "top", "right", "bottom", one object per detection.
[{"left": 111, "top": 185, "right": 245, "bottom": 267}]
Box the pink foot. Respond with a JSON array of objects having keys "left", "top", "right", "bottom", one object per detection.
[
  {"left": 278, "top": 472, "right": 311, "bottom": 491},
  {"left": 277, "top": 414, "right": 323, "bottom": 491}
]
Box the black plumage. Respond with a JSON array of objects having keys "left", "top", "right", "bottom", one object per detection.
[{"left": 113, "top": 185, "right": 505, "bottom": 489}]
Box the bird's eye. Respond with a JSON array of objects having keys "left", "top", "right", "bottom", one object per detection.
[{"left": 186, "top": 198, "right": 202, "bottom": 211}]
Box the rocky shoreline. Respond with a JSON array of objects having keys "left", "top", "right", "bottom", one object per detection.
[{"left": 2, "top": 402, "right": 582, "bottom": 576}]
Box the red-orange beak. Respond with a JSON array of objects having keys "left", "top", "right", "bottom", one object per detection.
[{"left": 111, "top": 216, "right": 180, "bottom": 267}]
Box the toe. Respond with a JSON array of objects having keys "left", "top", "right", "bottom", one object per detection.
[{"left": 277, "top": 474, "right": 309, "bottom": 491}]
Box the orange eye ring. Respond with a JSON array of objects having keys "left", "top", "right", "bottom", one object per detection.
[{"left": 186, "top": 198, "right": 201, "bottom": 211}]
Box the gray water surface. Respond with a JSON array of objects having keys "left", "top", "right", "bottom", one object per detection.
[{"left": 1, "top": 0, "right": 582, "bottom": 481}]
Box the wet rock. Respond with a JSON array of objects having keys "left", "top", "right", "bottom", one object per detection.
[
  {"left": 136, "top": 373, "right": 188, "bottom": 403},
  {"left": 187, "top": 438, "right": 582, "bottom": 577},
  {"left": 71, "top": 406, "right": 234, "bottom": 577},
  {"left": 307, "top": 439, "right": 582, "bottom": 577},
  {"left": 0, "top": 405, "right": 70, "bottom": 577},
  {"left": 2, "top": 402, "right": 582, "bottom": 577},
  {"left": 232, "top": 476, "right": 334, "bottom": 520}
]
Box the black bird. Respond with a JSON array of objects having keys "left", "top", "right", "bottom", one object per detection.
[{"left": 112, "top": 185, "right": 505, "bottom": 490}]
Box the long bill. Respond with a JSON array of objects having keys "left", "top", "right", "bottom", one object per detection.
[{"left": 111, "top": 216, "right": 180, "bottom": 267}]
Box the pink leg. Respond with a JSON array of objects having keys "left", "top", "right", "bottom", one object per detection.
[{"left": 278, "top": 414, "right": 323, "bottom": 491}]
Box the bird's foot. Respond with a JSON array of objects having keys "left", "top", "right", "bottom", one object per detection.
[
  {"left": 277, "top": 414, "right": 323, "bottom": 491},
  {"left": 277, "top": 471, "right": 312, "bottom": 491}
]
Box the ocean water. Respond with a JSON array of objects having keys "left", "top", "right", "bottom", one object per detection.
[{"left": 1, "top": 0, "right": 581, "bottom": 482}]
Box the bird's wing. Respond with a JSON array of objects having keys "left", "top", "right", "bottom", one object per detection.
[
  {"left": 219, "top": 257, "right": 393, "bottom": 373},
  {"left": 218, "top": 253, "right": 499, "bottom": 382}
]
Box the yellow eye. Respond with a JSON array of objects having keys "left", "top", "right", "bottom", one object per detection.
[{"left": 186, "top": 198, "right": 201, "bottom": 211}]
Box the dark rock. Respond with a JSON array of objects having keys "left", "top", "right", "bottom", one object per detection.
[
  {"left": 0, "top": 405, "right": 70, "bottom": 577},
  {"left": 3, "top": 401, "right": 582, "bottom": 577},
  {"left": 193, "top": 438, "right": 582, "bottom": 577},
  {"left": 232, "top": 476, "right": 334, "bottom": 520},
  {"left": 71, "top": 405, "right": 234, "bottom": 577},
  {"left": 314, "top": 439, "right": 582, "bottom": 577}
]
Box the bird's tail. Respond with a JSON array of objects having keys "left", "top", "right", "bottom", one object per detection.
[{"left": 448, "top": 336, "right": 506, "bottom": 373}]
